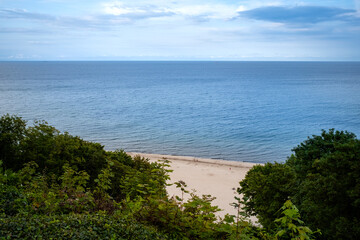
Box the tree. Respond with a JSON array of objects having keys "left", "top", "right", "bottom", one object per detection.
[
  {"left": 289, "top": 129, "right": 360, "bottom": 240},
  {"left": 238, "top": 162, "right": 296, "bottom": 229},
  {"left": 0, "top": 114, "right": 26, "bottom": 169},
  {"left": 0, "top": 115, "right": 108, "bottom": 187},
  {"left": 238, "top": 129, "right": 360, "bottom": 240}
]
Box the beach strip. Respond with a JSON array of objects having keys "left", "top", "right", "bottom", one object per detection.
[{"left": 127, "top": 152, "right": 259, "bottom": 218}]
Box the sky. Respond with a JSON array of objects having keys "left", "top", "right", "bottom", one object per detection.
[{"left": 0, "top": 0, "right": 359, "bottom": 61}]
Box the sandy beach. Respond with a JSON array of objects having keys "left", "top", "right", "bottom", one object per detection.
[{"left": 127, "top": 152, "right": 259, "bottom": 219}]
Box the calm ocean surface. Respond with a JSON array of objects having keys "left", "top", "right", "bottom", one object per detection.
[{"left": 0, "top": 61, "right": 359, "bottom": 163}]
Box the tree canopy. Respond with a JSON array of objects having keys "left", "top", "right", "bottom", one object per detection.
[{"left": 238, "top": 129, "right": 360, "bottom": 240}]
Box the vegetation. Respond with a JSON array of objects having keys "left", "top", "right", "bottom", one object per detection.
[
  {"left": 0, "top": 114, "right": 325, "bottom": 239},
  {"left": 238, "top": 163, "right": 296, "bottom": 229},
  {"left": 238, "top": 129, "right": 360, "bottom": 240}
]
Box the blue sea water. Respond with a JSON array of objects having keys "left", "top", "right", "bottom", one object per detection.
[{"left": 0, "top": 61, "right": 359, "bottom": 163}]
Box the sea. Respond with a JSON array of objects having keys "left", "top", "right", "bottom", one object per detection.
[{"left": 0, "top": 61, "right": 359, "bottom": 163}]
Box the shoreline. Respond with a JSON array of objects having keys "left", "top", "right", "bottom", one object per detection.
[
  {"left": 127, "top": 152, "right": 260, "bottom": 219},
  {"left": 127, "top": 152, "right": 259, "bottom": 168}
]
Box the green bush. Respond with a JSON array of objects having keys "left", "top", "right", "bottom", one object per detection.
[
  {"left": 238, "top": 129, "right": 360, "bottom": 240},
  {"left": 0, "top": 115, "right": 108, "bottom": 187},
  {"left": 0, "top": 213, "right": 168, "bottom": 239},
  {"left": 0, "top": 115, "right": 170, "bottom": 202},
  {"left": 289, "top": 129, "right": 360, "bottom": 240},
  {"left": 0, "top": 163, "right": 28, "bottom": 216},
  {"left": 237, "top": 162, "right": 296, "bottom": 229},
  {"left": 274, "top": 200, "right": 318, "bottom": 240},
  {"left": 0, "top": 114, "right": 26, "bottom": 170}
]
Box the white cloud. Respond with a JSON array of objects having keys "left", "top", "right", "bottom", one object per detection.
[
  {"left": 101, "top": 1, "right": 244, "bottom": 21},
  {"left": 99, "top": 1, "right": 299, "bottom": 22},
  {"left": 103, "top": 1, "right": 146, "bottom": 16},
  {"left": 173, "top": 4, "right": 238, "bottom": 19},
  {"left": 236, "top": 6, "right": 247, "bottom": 12},
  {"left": 101, "top": 1, "right": 175, "bottom": 21}
]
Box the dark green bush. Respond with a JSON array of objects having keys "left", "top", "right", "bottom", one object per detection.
[
  {"left": 0, "top": 115, "right": 108, "bottom": 187},
  {"left": 0, "top": 115, "right": 170, "bottom": 202},
  {"left": 289, "top": 129, "right": 360, "bottom": 240},
  {"left": 238, "top": 129, "right": 360, "bottom": 240},
  {"left": 237, "top": 162, "right": 296, "bottom": 229},
  {"left": 0, "top": 213, "right": 168, "bottom": 240},
  {"left": 0, "top": 114, "right": 26, "bottom": 170}
]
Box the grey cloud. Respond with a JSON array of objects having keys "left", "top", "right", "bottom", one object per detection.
[
  {"left": 238, "top": 6, "right": 358, "bottom": 24},
  {"left": 0, "top": 7, "right": 176, "bottom": 32},
  {"left": 0, "top": 8, "right": 123, "bottom": 31},
  {"left": 0, "top": 9, "right": 56, "bottom": 21},
  {"left": 0, "top": 27, "right": 52, "bottom": 34}
]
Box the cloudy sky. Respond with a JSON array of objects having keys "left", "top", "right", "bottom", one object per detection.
[{"left": 1, "top": 0, "right": 359, "bottom": 61}]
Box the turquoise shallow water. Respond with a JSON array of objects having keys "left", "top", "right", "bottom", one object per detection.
[{"left": 0, "top": 61, "right": 359, "bottom": 163}]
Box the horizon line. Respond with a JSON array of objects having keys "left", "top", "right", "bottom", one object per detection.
[{"left": 1, "top": 59, "right": 360, "bottom": 63}]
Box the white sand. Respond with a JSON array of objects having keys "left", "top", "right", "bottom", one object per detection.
[{"left": 127, "top": 152, "right": 260, "bottom": 219}]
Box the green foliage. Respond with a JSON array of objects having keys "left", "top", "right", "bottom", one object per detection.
[
  {"left": 118, "top": 180, "right": 273, "bottom": 240},
  {"left": 288, "top": 129, "right": 357, "bottom": 180},
  {"left": 238, "top": 162, "right": 296, "bottom": 229},
  {"left": 0, "top": 115, "right": 108, "bottom": 187},
  {"left": 0, "top": 114, "right": 26, "bottom": 169},
  {"left": 58, "top": 164, "right": 95, "bottom": 213},
  {"left": 274, "top": 200, "right": 318, "bottom": 240},
  {"left": 21, "top": 127, "right": 108, "bottom": 187},
  {"left": 94, "top": 161, "right": 114, "bottom": 200},
  {"left": 0, "top": 213, "right": 168, "bottom": 239},
  {"left": 238, "top": 129, "right": 360, "bottom": 240},
  {"left": 93, "top": 160, "right": 117, "bottom": 212},
  {"left": 0, "top": 161, "right": 28, "bottom": 216},
  {"left": 60, "top": 164, "right": 90, "bottom": 193},
  {"left": 1, "top": 114, "right": 320, "bottom": 240},
  {"left": 289, "top": 129, "right": 360, "bottom": 240},
  {"left": 106, "top": 151, "right": 133, "bottom": 200},
  {"left": 119, "top": 157, "right": 171, "bottom": 199},
  {"left": 118, "top": 184, "right": 229, "bottom": 239}
]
